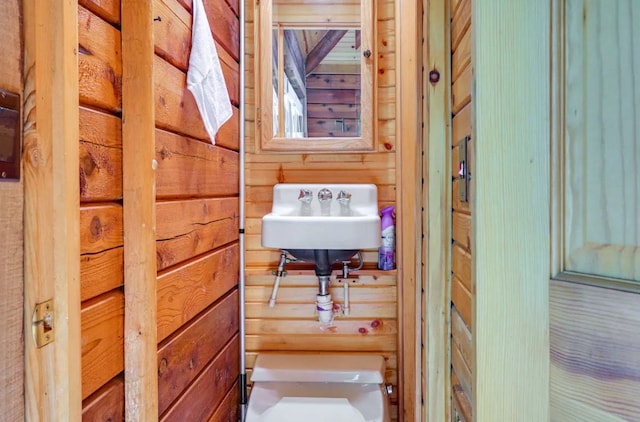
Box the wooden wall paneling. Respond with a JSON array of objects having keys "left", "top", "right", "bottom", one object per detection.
[
  {"left": 208, "top": 381, "right": 240, "bottom": 422},
  {"left": 156, "top": 245, "right": 239, "bottom": 341},
  {"left": 81, "top": 246, "right": 123, "bottom": 302},
  {"left": 451, "top": 371, "right": 472, "bottom": 422},
  {"left": 81, "top": 291, "right": 125, "bottom": 399},
  {"left": 451, "top": 308, "right": 472, "bottom": 380},
  {"left": 157, "top": 291, "right": 239, "bottom": 414},
  {"left": 154, "top": 50, "right": 239, "bottom": 143},
  {"left": 78, "top": 0, "right": 121, "bottom": 26},
  {"left": 245, "top": 166, "right": 396, "bottom": 187},
  {"left": 451, "top": 245, "right": 471, "bottom": 292},
  {"left": 451, "top": 65, "right": 471, "bottom": 115},
  {"left": 451, "top": 28, "right": 470, "bottom": 83},
  {"left": 160, "top": 335, "right": 240, "bottom": 421},
  {"left": 153, "top": 0, "right": 241, "bottom": 419},
  {"left": 550, "top": 281, "right": 640, "bottom": 421},
  {"left": 81, "top": 376, "right": 125, "bottom": 422},
  {"left": 156, "top": 198, "right": 239, "bottom": 270},
  {"left": 153, "top": 0, "right": 193, "bottom": 72},
  {"left": 23, "top": 0, "right": 82, "bottom": 419},
  {"left": 452, "top": 212, "right": 470, "bottom": 250},
  {"left": 152, "top": 0, "right": 241, "bottom": 150},
  {"left": 122, "top": 1, "right": 158, "bottom": 419},
  {"left": 77, "top": 0, "right": 125, "bottom": 413},
  {"left": 79, "top": 204, "right": 123, "bottom": 254},
  {"left": 451, "top": 280, "right": 472, "bottom": 329},
  {"left": 79, "top": 107, "right": 122, "bottom": 202},
  {"left": 472, "top": 0, "right": 550, "bottom": 419},
  {"left": 451, "top": 340, "right": 471, "bottom": 405},
  {"left": 203, "top": 0, "right": 241, "bottom": 60},
  {"left": 153, "top": 0, "right": 240, "bottom": 103},
  {"left": 451, "top": 103, "right": 471, "bottom": 146},
  {"left": 450, "top": 0, "right": 470, "bottom": 52},
  {"left": 244, "top": 269, "right": 398, "bottom": 408},
  {"left": 78, "top": 5, "right": 122, "bottom": 113},
  {"left": 0, "top": 0, "right": 23, "bottom": 419},
  {"left": 155, "top": 129, "right": 239, "bottom": 199}
]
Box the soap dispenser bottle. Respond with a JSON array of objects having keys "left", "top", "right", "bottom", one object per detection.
[{"left": 378, "top": 205, "right": 396, "bottom": 270}]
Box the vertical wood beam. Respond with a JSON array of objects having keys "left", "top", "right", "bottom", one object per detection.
[
  {"left": 472, "top": 0, "right": 550, "bottom": 420},
  {"left": 424, "top": 0, "right": 451, "bottom": 420},
  {"left": 23, "top": 0, "right": 81, "bottom": 419},
  {"left": 396, "top": 0, "right": 421, "bottom": 420},
  {"left": 122, "top": 3, "right": 158, "bottom": 420}
]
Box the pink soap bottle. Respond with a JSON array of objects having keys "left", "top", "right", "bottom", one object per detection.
[{"left": 378, "top": 205, "right": 396, "bottom": 270}]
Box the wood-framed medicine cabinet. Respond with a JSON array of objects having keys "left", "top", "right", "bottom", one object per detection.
[{"left": 257, "top": 0, "right": 375, "bottom": 153}]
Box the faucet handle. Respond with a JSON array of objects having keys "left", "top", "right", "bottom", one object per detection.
[
  {"left": 337, "top": 190, "right": 351, "bottom": 204},
  {"left": 298, "top": 188, "right": 312, "bottom": 203},
  {"left": 317, "top": 188, "right": 333, "bottom": 202}
]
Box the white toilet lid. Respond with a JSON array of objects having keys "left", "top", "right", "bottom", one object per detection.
[{"left": 260, "top": 397, "right": 367, "bottom": 422}]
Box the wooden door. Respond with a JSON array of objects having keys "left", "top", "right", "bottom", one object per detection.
[{"left": 550, "top": 0, "right": 640, "bottom": 420}]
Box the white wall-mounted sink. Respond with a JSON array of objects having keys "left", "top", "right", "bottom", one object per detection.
[{"left": 261, "top": 184, "right": 381, "bottom": 251}]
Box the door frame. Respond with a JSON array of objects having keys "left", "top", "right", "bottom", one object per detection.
[{"left": 23, "top": 0, "right": 82, "bottom": 419}]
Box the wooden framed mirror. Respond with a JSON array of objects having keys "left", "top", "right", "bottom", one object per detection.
[{"left": 257, "top": 0, "right": 375, "bottom": 152}]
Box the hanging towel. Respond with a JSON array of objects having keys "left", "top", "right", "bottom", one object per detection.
[{"left": 187, "top": 0, "right": 233, "bottom": 144}]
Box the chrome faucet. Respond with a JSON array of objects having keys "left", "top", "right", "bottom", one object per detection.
[
  {"left": 337, "top": 190, "right": 351, "bottom": 204},
  {"left": 337, "top": 190, "right": 352, "bottom": 216},
  {"left": 317, "top": 188, "right": 333, "bottom": 215},
  {"left": 298, "top": 188, "right": 313, "bottom": 215},
  {"left": 298, "top": 188, "right": 312, "bottom": 203},
  {"left": 317, "top": 188, "right": 333, "bottom": 202}
]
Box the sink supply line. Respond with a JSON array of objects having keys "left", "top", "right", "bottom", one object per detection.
[
  {"left": 269, "top": 250, "right": 292, "bottom": 307},
  {"left": 343, "top": 282, "right": 350, "bottom": 316},
  {"left": 341, "top": 251, "right": 363, "bottom": 279}
]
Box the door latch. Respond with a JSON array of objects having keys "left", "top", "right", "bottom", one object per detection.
[
  {"left": 32, "top": 300, "right": 54, "bottom": 348},
  {"left": 458, "top": 136, "right": 470, "bottom": 203}
]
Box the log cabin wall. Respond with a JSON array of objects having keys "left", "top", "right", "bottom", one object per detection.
[
  {"left": 78, "top": 0, "right": 241, "bottom": 419},
  {"left": 77, "top": 1, "right": 126, "bottom": 418},
  {"left": 306, "top": 71, "right": 361, "bottom": 137},
  {"left": 449, "top": 0, "right": 473, "bottom": 420},
  {"left": 0, "top": 1, "right": 24, "bottom": 420},
  {"left": 245, "top": 0, "right": 399, "bottom": 419}
]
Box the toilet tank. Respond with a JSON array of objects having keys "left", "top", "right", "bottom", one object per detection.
[{"left": 251, "top": 353, "right": 386, "bottom": 384}]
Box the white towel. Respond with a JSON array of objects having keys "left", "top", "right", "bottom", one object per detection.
[{"left": 187, "top": 0, "right": 233, "bottom": 144}]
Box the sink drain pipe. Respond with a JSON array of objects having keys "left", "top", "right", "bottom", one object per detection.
[
  {"left": 316, "top": 275, "right": 334, "bottom": 324},
  {"left": 238, "top": 0, "right": 247, "bottom": 417},
  {"left": 314, "top": 250, "right": 334, "bottom": 324}
]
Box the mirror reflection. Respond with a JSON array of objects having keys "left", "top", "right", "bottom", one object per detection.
[{"left": 272, "top": 27, "right": 362, "bottom": 138}]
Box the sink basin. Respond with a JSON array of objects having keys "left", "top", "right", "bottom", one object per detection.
[{"left": 261, "top": 184, "right": 381, "bottom": 251}]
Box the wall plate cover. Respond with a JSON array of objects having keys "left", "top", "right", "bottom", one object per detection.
[{"left": 0, "top": 88, "right": 21, "bottom": 180}]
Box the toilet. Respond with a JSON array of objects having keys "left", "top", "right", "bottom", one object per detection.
[{"left": 245, "top": 353, "right": 391, "bottom": 422}]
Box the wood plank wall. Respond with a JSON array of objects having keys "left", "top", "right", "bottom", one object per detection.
[
  {"left": 0, "top": 1, "right": 24, "bottom": 420},
  {"left": 449, "top": 0, "right": 473, "bottom": 420},
  {"left": 79, "top": 0, "right": 241, "bottom": 419},
  {"left": 245, "top": 0, "right": 399, "bottom": 419},
  {"left": 77, "top": 1, "right": 126, "bottom": 418},
  {"left": 306, "top": 72, "right": 361, "bottom": 137}
]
